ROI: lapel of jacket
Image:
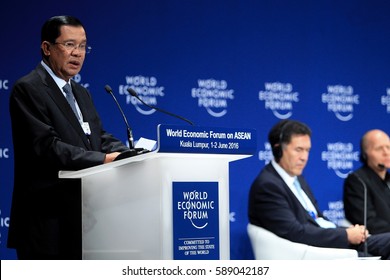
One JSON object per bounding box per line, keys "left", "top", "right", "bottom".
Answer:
{"left": 36, "top": 64, "right": 92, "bottom": 149}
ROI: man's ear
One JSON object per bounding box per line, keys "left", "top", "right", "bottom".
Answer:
{"left": 41, "top": 41, "right": 51, "bottom": 56}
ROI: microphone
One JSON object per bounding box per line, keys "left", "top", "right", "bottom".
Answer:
{"left": 104, "top": 85, "right": 150, "bottom": 160}
{"left": 127, "top": 88, "right": 194, "bottom": 126}
{"left": 104, "top": 85, "right": 135, "bottom": 149}
{"left": 354, "top": 173, "right": 368, "bottom": 257}
{"left": 378, "top": 163, "right": 386, "bottom": 170}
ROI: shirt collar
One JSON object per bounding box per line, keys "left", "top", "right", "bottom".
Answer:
{"left": 41, "top": 60, "right": 69, "bottom": 90}
{"left": 271, "top": 159, "right": 297, "bottom": 188}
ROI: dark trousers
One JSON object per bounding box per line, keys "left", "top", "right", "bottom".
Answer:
{"left": 355, "top": 232, "right": 390, "bottom": 260}
{"left": 16, "top": 247, "right": 81, "bottom": 260}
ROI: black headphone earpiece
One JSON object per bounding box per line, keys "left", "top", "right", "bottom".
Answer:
{"left": 273, "top": 121, "right": 289, "bottom": 161}
{"left": 360, "top": 152, "right": 367, "bottom": 163}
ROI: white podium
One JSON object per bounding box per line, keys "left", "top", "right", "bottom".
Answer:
{"left": 59, "top": 125, "right": 255, "bottom": 260}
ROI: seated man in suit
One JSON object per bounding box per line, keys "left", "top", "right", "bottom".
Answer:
{"left": 248, "top": 119, "right": 390, "bottom": 259}
{"left": 343, "top": 129, "right": 390, "bottom": 234}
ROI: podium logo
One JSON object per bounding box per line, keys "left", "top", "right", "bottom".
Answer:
{"left": 119, "top": 75, "right": 164, "bottom": 115}
{"left": 321, "top": 142, "right": 359, "bottom": 178}
{"left": 321, "top": 85, "right": 359, "bottom": 121}
{"left": 259, "top": 82, "right": 299, "bottom": 119}
{"left": 177, "top": 190, "right": 215, "bottom": 229}
{"left": 191, "top": 78, "right": 234, "bottom": 117}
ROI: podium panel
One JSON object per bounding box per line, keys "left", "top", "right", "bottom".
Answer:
{"left": 59, "top": 125, "right": 256, "bottom": 259}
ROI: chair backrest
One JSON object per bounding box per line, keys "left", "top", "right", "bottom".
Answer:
{"left": 247, "top": 223, "right": 358, "bottom": 260}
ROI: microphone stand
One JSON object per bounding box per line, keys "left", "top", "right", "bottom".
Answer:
{"left": 105, "top": 86, "right": 134, "bottom": 149}
{"left": 104, "top": 85, "right": 149, "bottom": 160}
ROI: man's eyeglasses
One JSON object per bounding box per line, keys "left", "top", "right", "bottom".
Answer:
{"left": 53, "top": 41, "right": 92, "bottom": 54}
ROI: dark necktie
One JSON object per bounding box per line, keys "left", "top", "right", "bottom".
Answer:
{"left": 63, "top": 83, "right": 80, "bottom": 120}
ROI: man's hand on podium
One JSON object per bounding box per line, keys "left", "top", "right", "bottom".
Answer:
{"left": 113, "top": 148, "right": 150, "bottom": 161}
{"left": 104, "top": 152, "right": 121, "bottom": 163}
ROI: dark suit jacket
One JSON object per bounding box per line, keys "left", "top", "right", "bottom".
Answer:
{"left": 7, "top": 63, "right": 129, "bottom": 258}
{"left": 248, "top": 163, "right": 349, "bottom": 248}
{"left": 343, "top": 165, "right": 390, "bottom": 234}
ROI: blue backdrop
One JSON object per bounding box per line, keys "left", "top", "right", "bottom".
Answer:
{"left": 1, "top": 0, "right": 390, "bottom": 259}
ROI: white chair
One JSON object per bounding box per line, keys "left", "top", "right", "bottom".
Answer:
{"left": 247, "top": 223, "right": 358, "bottom": 260}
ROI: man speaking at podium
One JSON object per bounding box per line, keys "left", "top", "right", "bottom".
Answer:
{"left": 7, "top": 15, "right": 129, "bottom": 259}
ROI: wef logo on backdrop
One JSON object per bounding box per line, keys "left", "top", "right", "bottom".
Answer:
{"left": 191, "top": 78, "right": 234, "bottom": 118}
{"left": 321, "top": 142, "right": 359, "bottom": 178}
{"left": 0, "top": 209, "right": 10, "bottom": 246}
{"left": 321, "top": 85, "right": 359, "bottom": 121}
{"left": 0, "top": 79, "right": 9, "bottom": 90}
{"left": 258, "top": 82, "right": 299, "bottom": 119}
{"left": 323, "top": 200, "right": 346, "bottom": 226}
{"left": 119, "top": 75, "right": 165, "bottom": 115}
{"left": 258, "top": 142, "right": 273, "bottom": 164}
{"left": 381, "top": 88, "right": 390, "bottom": 113}
{"left": 72, "top": 74, "right": 89, "bottom": 88}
